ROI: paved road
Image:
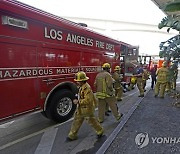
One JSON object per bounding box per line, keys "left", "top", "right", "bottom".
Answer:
{"left": 0, "top": 81, "right": 150, "bottom": 154}
{"left": 97, "top": 82, "right": 180, "bottom": 154}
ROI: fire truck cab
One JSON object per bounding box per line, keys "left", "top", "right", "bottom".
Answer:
{"left": 120, "top": 45, "right": 152, "bottom": 90}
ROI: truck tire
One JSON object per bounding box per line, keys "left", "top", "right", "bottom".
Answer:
{"left": 46, "top": 89, "right": 76, "bottom": 122}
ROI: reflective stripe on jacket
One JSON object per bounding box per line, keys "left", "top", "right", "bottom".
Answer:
{"left": 156, "top": 67, "right": 169, "bottom": 83}
{"left": 94, "top": 71, "right": 115, "bottom": 99}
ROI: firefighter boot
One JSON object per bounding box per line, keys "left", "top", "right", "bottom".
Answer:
{"left": 116, "top": 113, "right": 123, "bottom": 121}
{"left": 67, "top": 133, "right": 78, "bottom": 141}
{"left": 97, "top": 128, "right": 104, "bottom": 139}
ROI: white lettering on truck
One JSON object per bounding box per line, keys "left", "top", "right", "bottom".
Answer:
{"left": 44, "top": 27, "right": 63, "bottom": 41}
{"left": 66, "top": 33, "right": 93, "bottom": 47}
{"left": 96, "top": 40, "right": 104, "bottom": 49}
{"left": 44, "top": 27, "right": 115, "bottom": 51}
{"left": 0, "top": 66, "right": 99, "bottom": 81}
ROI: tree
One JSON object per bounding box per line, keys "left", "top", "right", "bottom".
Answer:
{"left": 159, "top": 35, "right": 180, "bottom": 61}
{"left": 158, "top": 15, "right": 180, "bottom": 62}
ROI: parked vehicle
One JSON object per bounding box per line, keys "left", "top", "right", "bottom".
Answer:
{"left": 0, "top": 0, "right": 137, "bottom": 122}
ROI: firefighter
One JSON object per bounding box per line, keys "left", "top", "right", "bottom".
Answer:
{"left": 166, "top": 62, "right": 178, "bottom": 92}
{"left": 134, "top": 63, "right": 144, "bottom": 97}
{"left": 112, "top": 65, "right": 123, "bottom": 101}
{"left": 67, "top": 71, "right": 104, "bottom": 141}
{"left": 166, "top": 64, "right": 173, "bottom": 93}
{"left": 171, "top": 62, "right": 178, "bottom": 90}
{"left": 154, "top": 61, "right": 169, "bottom": 98}
{"left": 129, "top": 76, "right": 137, "bottom": 90}
{"left": 142, "top": 66, "right": 150, "bottom": 91}
{"left": 127, "top": 69, "right": 137, "bottom": 91}
{"left": 94, "top": 63, "right": 123, "bottom": 123}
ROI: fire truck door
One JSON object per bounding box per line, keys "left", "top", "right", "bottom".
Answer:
{"left": 0, "top": 40, "right": 39, "bottom": 119}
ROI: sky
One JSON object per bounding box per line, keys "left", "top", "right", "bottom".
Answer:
{"left": 17, "top": 0, "right": 165, "bottom": 24}
{"left": 17, "top": 0, "right": 178, "bottom": 55}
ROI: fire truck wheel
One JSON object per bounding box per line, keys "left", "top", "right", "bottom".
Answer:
{"left": 46, "top": 90, "right": 76, "bottom": 122}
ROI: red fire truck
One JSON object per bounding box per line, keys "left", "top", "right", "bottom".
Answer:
{"left": 0, "top": 0, "right": 135, "bottom": 122}
{"left": 120, "top": 44, "right": 152, "bottom": 88}
{"left": 120, "top": 44, "right": 139, "bottom": 85}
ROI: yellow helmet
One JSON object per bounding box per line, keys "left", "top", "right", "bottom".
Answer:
{"left": 162, "top": 61, "right": 167, "bottom": 67}
{"left": 74, "top": 71, "right": 89, "bottom": 82}
{"left": 102, "top": 63, "right": 110, "bottom": 69}
{"left": 170, "top": 62, "right": 174, "bottom": 66}
{"left": 114, "top": 66, "right": 121, "bottom": 71}
{"left": 131, "top": 76, "right": 137, "bottom": 84}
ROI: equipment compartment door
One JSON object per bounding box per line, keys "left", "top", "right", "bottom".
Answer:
{"left": 0, "top": 41, "right": 38, "bottom": 120}
{"left": 81, "top": 51, "right": 102, "bottom": 90}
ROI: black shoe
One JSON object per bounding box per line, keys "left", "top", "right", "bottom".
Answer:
{"left": 66, "top": 137, "right": 77, "bottom": 142}
{"left": 97, "top": 133, "right": 104, "bottom": 139}
{"left": 138, "top": 95, "right": 144, "bottom": 97}
{"left": 144, "top": 90, "right": 146, "bottom": 92}
{"left": 117, "top": 113, "right": 123, "bottom": 121}
{"left": 105, "top": 112, "right": 110, "bottom": 116}
{"left": 154, "top": 95, "right": 157, "bottom": 97}
{"left": 107, "top": 110, "right": 111, "bottom": 113}
{"left": 117, "top": 98, "right": 122, "bottom": 101}
{"left": 98, "top": 119, "right": 104, "bottom": 123}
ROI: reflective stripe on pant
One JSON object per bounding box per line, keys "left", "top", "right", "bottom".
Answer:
{"left": 165, "top": 82, "right": 171, "bottom": 92}
{"left": 98, "top": 97, "right": 120, "bottom": 122}
{"left": 172, "top": 79, "right": 177, "bottom": 90}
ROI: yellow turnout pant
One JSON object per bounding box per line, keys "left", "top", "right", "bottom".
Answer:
{"left": 136, "top": 78, "right": 144, "bottom": 96}
{"left": 155, "top": 82, "right": 167, "bottom": 98}
{"left": 68, "top": 110, "right": 103, "bottom": 140}
{"left": 98, "top": 96, "right": 120, "bottom": 122}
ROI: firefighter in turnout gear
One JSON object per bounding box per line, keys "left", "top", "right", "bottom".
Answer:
{"left": 128, "top": 74, "right": 137, "bottom": 90}
{"left": 154, "top": 61, "right": 169, "bottom": 98}
{"left": 67, "top": 71, "right": 104, "bottom": 141}
{"left": 166, "top": 62, "right": 178, "bottom": 92}
{"left": 142, "top": 66, "right": 150, "bottom": 91}
{"left": 166, "top": 64, "right": 173, "bottom": 93}
{"left": 134, "top": 63, "right": 144, "bottom": 97}
{"left": 172, "top": 63, "right": 178, "bottom": 90}
{"left": 94, "top": 63, "right": 123, "bottom": 123}
{"left": 112, "top": 65, "right": 123, "bottom": 101}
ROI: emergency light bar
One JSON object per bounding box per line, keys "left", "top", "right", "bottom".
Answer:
{"left": 2, "top": 16, "right": 28, "bottom": 29}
